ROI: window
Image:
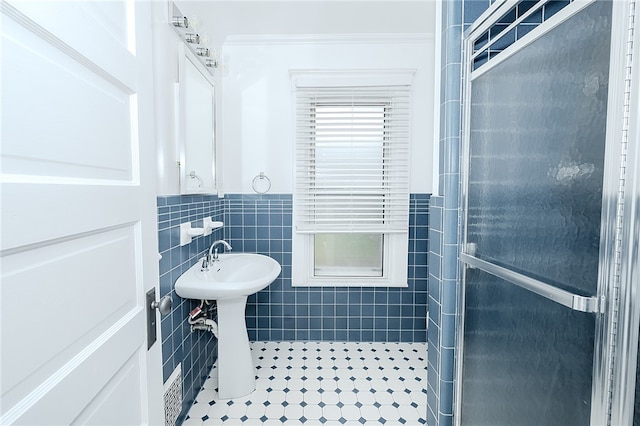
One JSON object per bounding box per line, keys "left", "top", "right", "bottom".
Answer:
{"left": 292, "top": 72, "right": 412, "bottom": 287}
{"left": 315, "top": 233, "right": 383, "bottom": 277}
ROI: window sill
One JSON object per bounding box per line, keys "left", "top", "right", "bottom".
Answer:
{"left": 292, "top": 277, "right": 408, "bottom": 288}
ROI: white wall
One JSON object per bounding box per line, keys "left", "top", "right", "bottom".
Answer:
{"left": 151, "top": 2, "right": 180, "bottom": 195}
{"left": 220, "top": 35, "right": 436, "bottom": 194}
{"left": 152, "top": 1, "right": 437, "bottom": 195}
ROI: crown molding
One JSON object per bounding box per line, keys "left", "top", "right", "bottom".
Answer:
{"left": 224, "top": 33, "right": 434, "bottom": 46}
{"left": 290, "top": 69, "right": 416, "bottom": 87}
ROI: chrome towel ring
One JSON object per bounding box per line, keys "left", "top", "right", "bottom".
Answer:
{"left": 188, "top": 170, "right": 203, "bottom": 187}
{"left": 252, "top": 172, "right": 271, "bottom": 194}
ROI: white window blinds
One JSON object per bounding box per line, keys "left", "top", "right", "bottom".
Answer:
{"left": 294, "top": 86, "right": 411, "bottom": 233}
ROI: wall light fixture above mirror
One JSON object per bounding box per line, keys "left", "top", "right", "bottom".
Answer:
{"left": 169, "top": 3, "right": 220, "bottom": 74}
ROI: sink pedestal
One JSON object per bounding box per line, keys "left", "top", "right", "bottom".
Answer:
{"left": 174, "top": 252, "right": 281, "bottom": 398}
{"left": 216, "top": 295, "right": 255, "bottom": 399}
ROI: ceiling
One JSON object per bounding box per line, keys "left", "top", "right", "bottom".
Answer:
{"left": 175, "top": 1, "right": 436, "bottom": 46}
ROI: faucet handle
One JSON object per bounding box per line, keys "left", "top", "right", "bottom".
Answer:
{"left": 201, "top": 253, "right": 211, "bottom": 271}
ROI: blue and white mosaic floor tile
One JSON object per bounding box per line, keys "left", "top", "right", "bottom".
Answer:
{"left": 183, "top": 342, "right": 427, "bottom": 425}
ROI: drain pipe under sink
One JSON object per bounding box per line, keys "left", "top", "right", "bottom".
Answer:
{"left": 191, "top": 319, "right": 218, "bottom": 338}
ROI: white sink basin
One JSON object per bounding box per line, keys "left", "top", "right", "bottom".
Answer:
{"left": 174, "top": 252, "right": 281, "bottom": 399}
{"left": 175, "top": 253, "right": 281, "bottom": 300}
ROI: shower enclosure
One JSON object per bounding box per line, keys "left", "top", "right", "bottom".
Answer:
{"left": 456, "top": 1, "right": 640, "bottom": 425}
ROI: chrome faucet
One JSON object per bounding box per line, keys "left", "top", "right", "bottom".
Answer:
{"left": 201, "top": 240, "right": 231, "bottom": 270}
{"left": 210, "top": 240, "right": 232, "bottom": 261}
{"left": 201, "top": 240, "right": 232, "bottom": 271}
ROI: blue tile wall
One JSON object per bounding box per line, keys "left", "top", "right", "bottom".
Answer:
{"left": 159, "top": 193, "right": 430, "bottom": 421}
{"left": 225, "top": 193, "right": 431, "bottom": 344}
{"left": 429, "top": 1, "right": 573, "bottom": 425}
{"left": 427, "top": 196, "right": 445, "bottom": 426}
{"left": 157, "top": 195, "right": 225, "bottom": 423}
{"left": 431, "top": 0, "right": 464, "bottom": 424}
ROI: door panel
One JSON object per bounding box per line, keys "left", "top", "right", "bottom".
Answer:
{"left": 7, "top": 1, "right": 136, "bottom": 84}
{"left": 466, "top": 0, "right": 612, "bottom": 296}
{"left": 1, "top": 226, "right": 140, "bottom": 407}
{"left": 2, "top": 15, "right": 135, "bottom": 181}
{"left": 0, "top": 1, "right": 161, "bottom": 424}
{"left": 7, "top": 315, "right": 145, "bottom": 425}
{"left": 71, "top": 353, "right": 145, "bottom": 425}
{"left": 461, "top": 269, "right": 596, "bottom": 426}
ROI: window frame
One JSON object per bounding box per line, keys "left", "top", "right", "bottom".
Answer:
{"left": 291, "top": 70, "right": 413, "bottom": 288}
{"left": 294, "top": 232, "right": 408, "bottom": 287}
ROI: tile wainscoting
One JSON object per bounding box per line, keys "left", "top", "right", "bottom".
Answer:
{"left": 157, "top": 193, "right": 431, "bottom": 422}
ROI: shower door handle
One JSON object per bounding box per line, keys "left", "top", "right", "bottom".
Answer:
{"left": 460, "top": 253, "right": 602, "bottom": 313}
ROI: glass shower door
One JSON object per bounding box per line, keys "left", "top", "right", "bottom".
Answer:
{"left": 458, "top": 1, "right": 613, "bottom": 425}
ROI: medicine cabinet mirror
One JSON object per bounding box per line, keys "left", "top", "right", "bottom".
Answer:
{"left": 177, "top": 43, "right": 216, "bottom": 194}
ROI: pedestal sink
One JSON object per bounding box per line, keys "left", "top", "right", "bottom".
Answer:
{"left": 175, "top": 253, "right": 281, "bottom": 399}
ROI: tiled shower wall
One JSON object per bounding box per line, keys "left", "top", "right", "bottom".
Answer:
{"left": 426, "top": 195, "right": 452, "bottom": 426}
{"left": 158, "top": 193, "right": 431, "bottom": 420}
{"left": 428, "top": 0, "right": 466, "bottom": 423}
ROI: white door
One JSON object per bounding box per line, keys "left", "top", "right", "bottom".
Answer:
{"left": 1, "top": 1, "right": 163, "bottom": 424}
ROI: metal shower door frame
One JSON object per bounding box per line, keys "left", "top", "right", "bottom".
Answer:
{"left": 454, "top": 1, "right": 635, "bottom": 424}
{"left": 609, "top": 1, "right": 640, "bottom": 422}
